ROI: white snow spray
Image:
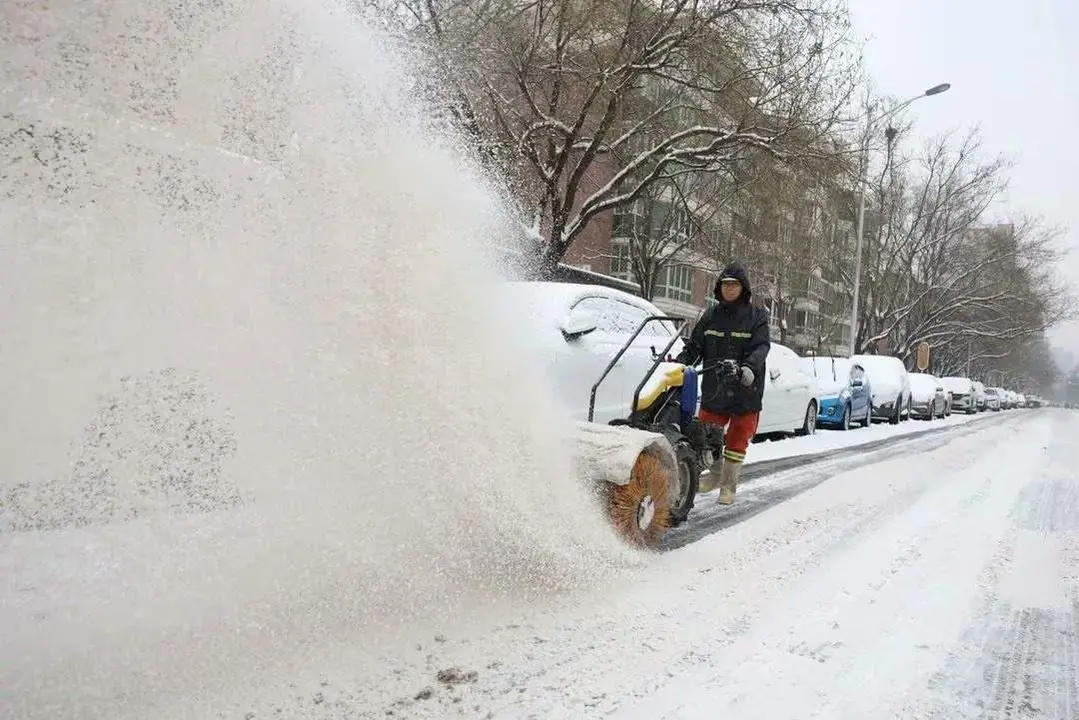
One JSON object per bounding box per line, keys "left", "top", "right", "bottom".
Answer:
{"left": 0, "top": 1, "right": 640, "bottom": 717}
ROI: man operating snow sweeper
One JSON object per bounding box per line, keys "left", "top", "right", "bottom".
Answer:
{"left": 674, "top": 263, "right": 770, "bottom": 505}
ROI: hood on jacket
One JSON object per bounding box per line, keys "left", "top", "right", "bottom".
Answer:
{"left": 713, "top": 262, "right": 753, "bottom": 304}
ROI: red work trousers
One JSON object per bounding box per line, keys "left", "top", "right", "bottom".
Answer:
{"left": 698, "top": 409, "right": 759, "bottom": 464}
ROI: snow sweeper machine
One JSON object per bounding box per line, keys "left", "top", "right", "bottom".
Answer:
{"left": 571, "top": 314, "right": 732, "bottom": 547}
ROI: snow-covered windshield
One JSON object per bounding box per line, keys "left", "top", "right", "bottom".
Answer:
{"left": 908, "top": 373, "right": 940, "bottom": 400}
{"left": 803, "top": 357, "right": 851, "bottom": 395}
{"left": 941, "top": 376, "right": 973, "bottom": 394}
{"left": 853, "top": 355, "right": 905, "bottom": 394}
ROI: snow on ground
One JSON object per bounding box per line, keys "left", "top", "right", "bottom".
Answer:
{"left": 223, "top": 409, "right": 1077, "bottom": 719}
{"left": 747, "top": 409, "right": 991, "bottom": 465}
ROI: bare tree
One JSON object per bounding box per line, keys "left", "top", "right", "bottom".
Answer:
{"left": 715, "top": 142, "right": 853, "bottom": 346}
{"left": 606, "top": 171, "right": 734, "bottom": 300}
{"left": 373, "top": 0, "right": 861, "bottom": 273}
{"left": 850, "top": 126, "right": 1075, "bottom": 366}
{"left": 934, "top": 333, "right": 1061, "bottom": 395}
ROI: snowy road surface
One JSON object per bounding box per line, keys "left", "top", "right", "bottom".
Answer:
{"left": 247, "top": 409, "right": 1077, "bottom": 719}
{"left": 746, "top": 409, "right": 985, "bottom": 465}
{"left": 663, "top": 412, "right": 1004, "bottom": 549}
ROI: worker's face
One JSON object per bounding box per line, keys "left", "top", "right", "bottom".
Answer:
{"left": 720, "top": 280, "right": 742, "bottom": 303}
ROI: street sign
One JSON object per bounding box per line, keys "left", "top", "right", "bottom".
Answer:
{"left": 916, "top": 341, "right": 931, "bottom": 371}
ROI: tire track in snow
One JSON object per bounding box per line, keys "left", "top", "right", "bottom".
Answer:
{"left": 663, "top": 412, "right": 1012, "bottom": 550}
{"left": 619, "top": 414, "right": 1055, "bottom": 720}
{"left": 229, "top": 413, "right": 1058, "bottom": 719}
{"left": 262, "top": 415, "right": 1027, "bottom": 719}
{"left": 911, "top": 411, "right": 1079, "bottom": 720}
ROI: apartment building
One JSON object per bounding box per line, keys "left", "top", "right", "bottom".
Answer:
{"left": 561, "top": 182, "right": 857, "bottom": 358}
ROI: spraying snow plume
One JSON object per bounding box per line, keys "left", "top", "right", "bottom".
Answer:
{"left": 0, "top": 0, "right": 639, "bottom": 716}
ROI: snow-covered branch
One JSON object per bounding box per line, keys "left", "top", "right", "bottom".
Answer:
{"left": 376, "top": 0, "right": 861, "bottom": 269}
{"left": 849, "top": 126, "right": 1075, "bottom": 378}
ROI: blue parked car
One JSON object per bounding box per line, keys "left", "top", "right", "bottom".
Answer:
{"left": 802, "top": 356, "right": 873, "bottom": 430}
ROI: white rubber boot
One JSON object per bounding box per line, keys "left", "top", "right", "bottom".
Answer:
{"left": 699, "top": 459, "right": 722, "bottom": 494}
{"left": 717, "top": 459, "right": 743, "bottom": 505}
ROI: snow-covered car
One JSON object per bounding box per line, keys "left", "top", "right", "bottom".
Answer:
{"left": 909, "top": 373, "right": 948, "bottom": 420}
{"left": 1016, "top": 393, "right": 1027, "bottom": 408}
{"left": 1003, "top": 390, "right": 1018, "bottom": 409}
{"left": 941, "top": 376, "right": 978, "bottom": 414}
{"left": 803, "top": 356, "right": 872, "bottom": 430}
{"left": 852, "top": 354, "right": 911, "bottom": 424}
{"left": 758, "top": 343, "right": 820, "bottom": 437}
{"left": 972, "top": 381, "right": 988, "bottom": 411}
{"left": 984, "top": 387, "right": 1003, "bottom": 411}
{"left": 503, "top": 281, "right": 684, "bottom": 423}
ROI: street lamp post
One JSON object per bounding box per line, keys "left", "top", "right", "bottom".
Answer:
{"left": 847, "top": 83, "right": 951, "bottom": 357}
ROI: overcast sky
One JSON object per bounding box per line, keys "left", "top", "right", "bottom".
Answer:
{"left": 848, "top": 0, "right": 1079, "bottom": 360}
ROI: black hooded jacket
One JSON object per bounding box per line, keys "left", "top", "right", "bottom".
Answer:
{"left": 675, "top": 263, "right": 771, "bottom": 415}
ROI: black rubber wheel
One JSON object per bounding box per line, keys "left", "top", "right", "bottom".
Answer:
{"left": 795, "top": 401, "right": 818, "bottom": 436}
{"left": 890, "top": 396, "right": 902, "bottom": 425}
{"left": 840, "top": 403, "right": 851, "bottom": 431}
{"left": 667, "top": 441, "right": 700, "bottom": 526}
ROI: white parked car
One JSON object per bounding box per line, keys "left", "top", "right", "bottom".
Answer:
{"left": 758, "top": 343, "right": 820, "bottom": 436}
{"left": 972, "top": 380, "right": 988, "bottom": 411}
{"left": 941, "top": 376, "right": 978, "bottom": 414}
{"left": 984, "top": 387, "right": 1003, "bottom": 411}
{"left": 505, "top": 281, "right": 816, "bottom": 438}
{"left": 1017, "top": 393, "right": 1027, "bottom": 408}
{"left": 503, "top": 281, "right": 684, "bottom": 423}
{"left": 852, "top": 354, "right": 912, "bottom": 424}
{"left": 908, "top": 373, "right": 948, "bottom": 420}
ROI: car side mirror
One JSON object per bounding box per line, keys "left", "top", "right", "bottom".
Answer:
{"left": 851, "top": 378, "right": 864, "bottom": 387}
{"left": 560, "top": 314, "right": 597, "bottom": 340}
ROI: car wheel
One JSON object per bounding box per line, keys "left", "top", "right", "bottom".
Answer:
{"left": 796, "top": 401, "right": 817, "bottom": 436}
{"left": 841, "top": 403, "right": 851, "bottom": 431}
{"left": 927, "top": 401, "right": 934, "bottom": 420}
{"left": 862, "top": 403, "right": 872, "bottom": 427}
{"left": 890, "top": 397, "right": 901, "bottom": 425}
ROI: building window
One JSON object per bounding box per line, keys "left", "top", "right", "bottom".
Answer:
{"left": 609, "top": 239, "right": 633, "bottom": 281}
{"left": 656, "top": 264, "right": 693, "bottom": 303}
{"left": 794, "top": 310, "right": 818, "bottom": 332}
{"left": 612, "top": 200, "right": 645, "bottom": 239}
{"left": 611, "top": 206, "right": 631, "bottom": 238}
